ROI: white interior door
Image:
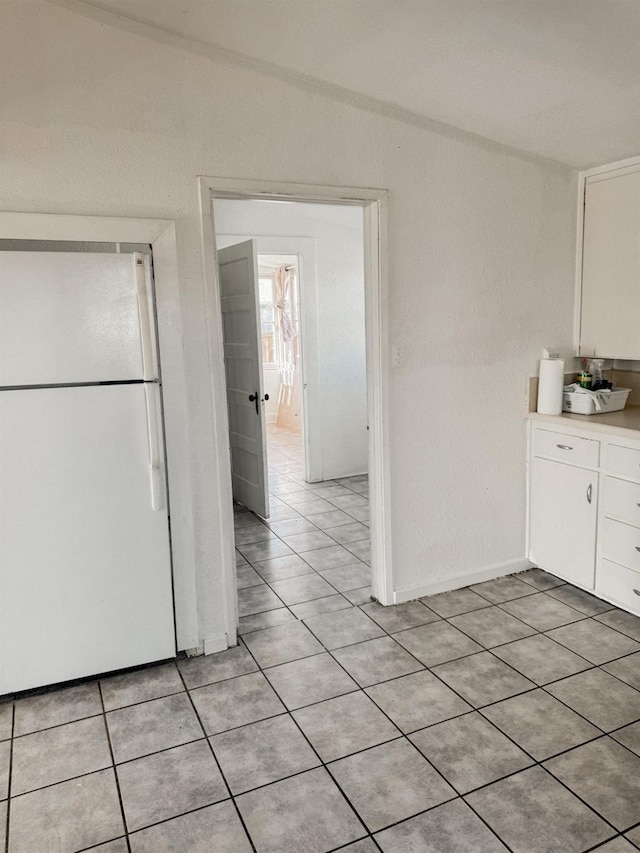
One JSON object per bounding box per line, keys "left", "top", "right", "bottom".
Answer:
{"left": 0, "top": 383, "right": 175, "bottom": 694}
{"left": 218, "top": 240, "right": 270, "bottom": 518}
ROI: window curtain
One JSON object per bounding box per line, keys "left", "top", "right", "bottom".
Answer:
{"left": 274, "top": 265, "right": 297, "bottom": 344}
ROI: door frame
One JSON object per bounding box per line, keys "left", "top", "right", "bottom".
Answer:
{"left": 198, "top": 177, "right": 393, "bottom": 645}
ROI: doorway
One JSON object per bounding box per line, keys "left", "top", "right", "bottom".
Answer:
{"left": 199, "top": 178, "right": 392, "bottom": 646}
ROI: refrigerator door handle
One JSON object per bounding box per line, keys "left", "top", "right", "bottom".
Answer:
{"left": 144, "top": 383, "right": 164, "bottom": 511}
{"left": 134, "top": 253, "right": 155, "bottom": 381}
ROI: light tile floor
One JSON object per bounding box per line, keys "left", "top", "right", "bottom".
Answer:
{"left": 3, "top": 428, "right": 640, "bottom": 850}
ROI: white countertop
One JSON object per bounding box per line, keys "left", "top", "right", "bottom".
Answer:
{"left": 529, "top": 406, "right": 640, "bottom": 439}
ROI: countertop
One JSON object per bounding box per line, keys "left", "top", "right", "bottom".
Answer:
{"left": 529, "top": 406, "right": 640, "bottom": 439}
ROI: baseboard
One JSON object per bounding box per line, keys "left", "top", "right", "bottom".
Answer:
{"left": 202, "top": 633, "right": 229, "bottom": 655}
{"left": 393, "top": 558, "right": 533, "bottom": 604}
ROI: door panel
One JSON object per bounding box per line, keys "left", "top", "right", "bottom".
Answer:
{"left": 218, "top": 241, "right": 269, "bottom": 518}
{"left": 0, "top": 251, "right": 153, "bottom": 385}
{"left": 529, "top": 456, "right": 597, "bottom": 589}
{"left": 0, "top": 384, "right": 175, "bottom": 694}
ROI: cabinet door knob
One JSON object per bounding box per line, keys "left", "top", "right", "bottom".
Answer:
{"left": 634, "top": 589, "right": 640, "bottom": 597}
{"left": 557, "top": 444, "right": 573, "bottom": 451}
{"left": 586, "top": 484, "right": 593, "bottom": 504}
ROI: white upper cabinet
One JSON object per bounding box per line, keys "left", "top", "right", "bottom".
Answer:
{"left": 580, "top": 168, "right": 640, "bottom": 358}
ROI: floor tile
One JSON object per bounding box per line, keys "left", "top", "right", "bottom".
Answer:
{"left": 88, "top": 840, "right": 129, "bottom": 852}
{"left": 499, "top": 592, "right": 585, "bottom": 631}
{"left": 329, "top": 493, "right": 368, "bottom": 510}
{"left": 237, "top": 584, "right": 284, "bottom": 617}
{"left": 594, "top": 839, "right": 639, "bottom": 852}
{"left": 325, "top": 522, "right": 370, "bottom": 544}
{"left": 13, "top": 680, "right": 102, "bottom": 735}
{"left": 603, "top": 652, "right": 640, "bottom": 690}
{"left": 360, "top": 600, "right": 439, "bottom": 633}
{"left": 345, "top": 504, "right": 370, "bottom": 523}
{"left": 301, "top": 545, "right": 361, "bottom": 570}
{"left": 236, "top": 564, "right": 265, "bottom": 589}
{"left": 101, "top": 662, "right": 184, "bottom": 711}
{"left": 449, "top": 607, "right": 536, "bottom": 647}
{"left": 237, "top": 539, "right": 293, "bottom": 563}
{"left": 107, "top": 692, "right": 203, "bottom": 763}
{"left": 310, "top": 484, "right": 354, "bottom": 498}
{"left": 242, "top": 621, "right": 324, "bottom": 668}
{"left": 339, "top": 841, "right": 378, "bottom": 853}
{"left": 490, "top": 633, "right": 592, "bottom": 684}
{"left": 11, "top": 715, "right": 112, "bottom": 795}
{"left": 421, "top": 587, "right": 491, "bottom": 618}
{"left": 263, "top": 653, "right": 358, "bottom": 710}
{"left": 0, "top": 740, "right": 10, "bottom": 800}
{"left": 343, "top": 586, "right": 372, "bottom": 605}
{"left": 190, "top": 672, "right": 285, "bottom": 736}
{"left": 596, "top": 609, "right": 640, "bottom": 642}
{"left": 128, "top": 800, "right": 252, "bottom": 853}
{"left": 394, "top": 620, "right": 482, "bottom": 667}
{"left": 238, "top": 608, "right": 297, "bottom": 635}
{"left": 234, "top": 524, "right": 275, "bottom": 545}
{"left": 411, "top": 711, "right": 532, "bottom": 793}
{"left": 118, "top": 739, "right": 227, "bottom": 832}
{"left": 269, "top": 573, "right": 336, "bottom": 605}
{"left": 545, "top": 737, "right": 640, "bottom": 830}
{"left": 547, "top": 584, "right": 616, "bottom": 616}
{"left": 0, "top": 802, "right": 5, "bottom": 847}
{"left": 627, "top": 826, "right": 640, "bottom": 848}
{"left": 259, "top": 504, "right": 301, "bottom": 521}
{"left": 366, "top": 670, "right": 471, "bottom": 733}
{"left": 211, "top": 714, "right": 320, "bottom": 794}
{"left": 8, "top": 768, "right": 125, "bottom": 853}
{"left": 304, "top": 607, "right": 385, "bottom": 649}
{"left": 517, "top": 568, "right": 566, "bottom": 590}
{"left": 293, "top": 692, "right": 400, "bottom": 762}
{"left": 284, "top": 490, "right": 328, "bottom": 507}
{"left": 481, "top": 688, "right": 600, "bottom": 760}
{"left": 611, "top": 721, "right": 640, "bottom": 756}
{"left": 280, "top": 530, "right": 336, "bottom": 552}
{"left": 267, "top": 517, "right": 317, "bottom": 537}
{"left": 330, "top": 738, "right": 455, "bottom": 833}
{"left": 332, "top": 636, "right": 424, "bottom": 687}
{"left": 546, "top": 619, "right": 640, "bottom": 664}
{"left": 237, "top": 766, "right": 364, "bottom": 853}
{"left": 470, "top": 576, "right": 536, "bottom": 604}
{"left": 0, "top": 703, "right": 12, "bottom": 741}
{"left": 432, "top": 651, "right": 535, "bottom": 707}
{"left": 319, "top": 563, "right": 371, "bottom": 592}
{"left": 344, "top": 539, "right": 370, "bottom": 563}
{"left": 305, "top": 509, "right": 356, "bottom": 528}
{"left": 177, "top": 644, "right": 258, "bottom": 689}
{"left": 295, "top": 499, "right": 337, "bottom": 516}
{"left": 290, "top": 594, "right": 353, "bottom": 619}
{"left": 375, "top": 797, "right": 509, "bottom": 852}
{"left": 253, "top": 554, "right": 314, "bottom": 582}
{"left": 466, "top": 765, "right": 613, "bottom": 853}
{"left": 547, "top": 668, "right": 640, "bottom": 731}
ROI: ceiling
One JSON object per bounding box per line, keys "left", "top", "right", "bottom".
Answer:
{"left": 77, "top": 0, "right": 640, "bottom": 167}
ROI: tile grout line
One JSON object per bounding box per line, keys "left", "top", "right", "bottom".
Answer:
{"left": 97, "top": 681, "right": 132, "bottom": 853}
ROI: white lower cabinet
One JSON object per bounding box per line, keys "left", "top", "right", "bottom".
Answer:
{"left": 529, "top": 456, "right": 597, "bottom": 588}
{"left": 529, "top": 421, "right": 640, "bottom": 617}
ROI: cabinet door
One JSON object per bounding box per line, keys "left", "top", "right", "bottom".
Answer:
{"left": 529, "top": 457, "right": 597, "bottom": 588}
{"left": 580, "top": 170, "right": 640, "bottom": 358}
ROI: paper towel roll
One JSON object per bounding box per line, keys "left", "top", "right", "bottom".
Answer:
{"left": 537, "top": 358, "right": 565, "bottom": 415}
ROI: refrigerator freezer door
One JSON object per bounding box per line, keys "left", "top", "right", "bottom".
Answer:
{"left": 0, "top": 384, "right": 175, "bottom": 694}
{"left": 0, "top": 251, "right": 156, "bottom": 386}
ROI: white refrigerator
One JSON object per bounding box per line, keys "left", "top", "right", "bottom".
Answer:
{"left": 0, "top": 249, "right": 176, "bottom": 695}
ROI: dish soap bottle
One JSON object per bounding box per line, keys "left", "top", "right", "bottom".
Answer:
{"left": 578, "top": 359, "right": 592, "bottom": 389}
{"left": 589, "top": 358, "right": 606, "bottom": 391}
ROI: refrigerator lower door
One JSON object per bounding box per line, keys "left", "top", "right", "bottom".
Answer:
{"left": 0, "top": 383, "right": 175, "bottom": 694}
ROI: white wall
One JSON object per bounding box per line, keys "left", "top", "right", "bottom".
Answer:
{"left": 0, "top": 0, "right": 577, "bottom": 633}
{"left": 216, "top": 200, "right": 368, "bottom": 481}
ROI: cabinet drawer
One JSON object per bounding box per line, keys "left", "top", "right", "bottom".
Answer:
{"left": 603, "top": 476, "right": 640, "bottom": 528}
{"left": 606, "top": 443, "right": 640, "bottom": 482}
{"left": 532, "top": 428, "right": 599, "bottom": 468}
{"left": 601, "top": 517, "right": 640, "bottom": 571}
{"left": 597, "top": 559, "right": 640, "bottom": 616}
